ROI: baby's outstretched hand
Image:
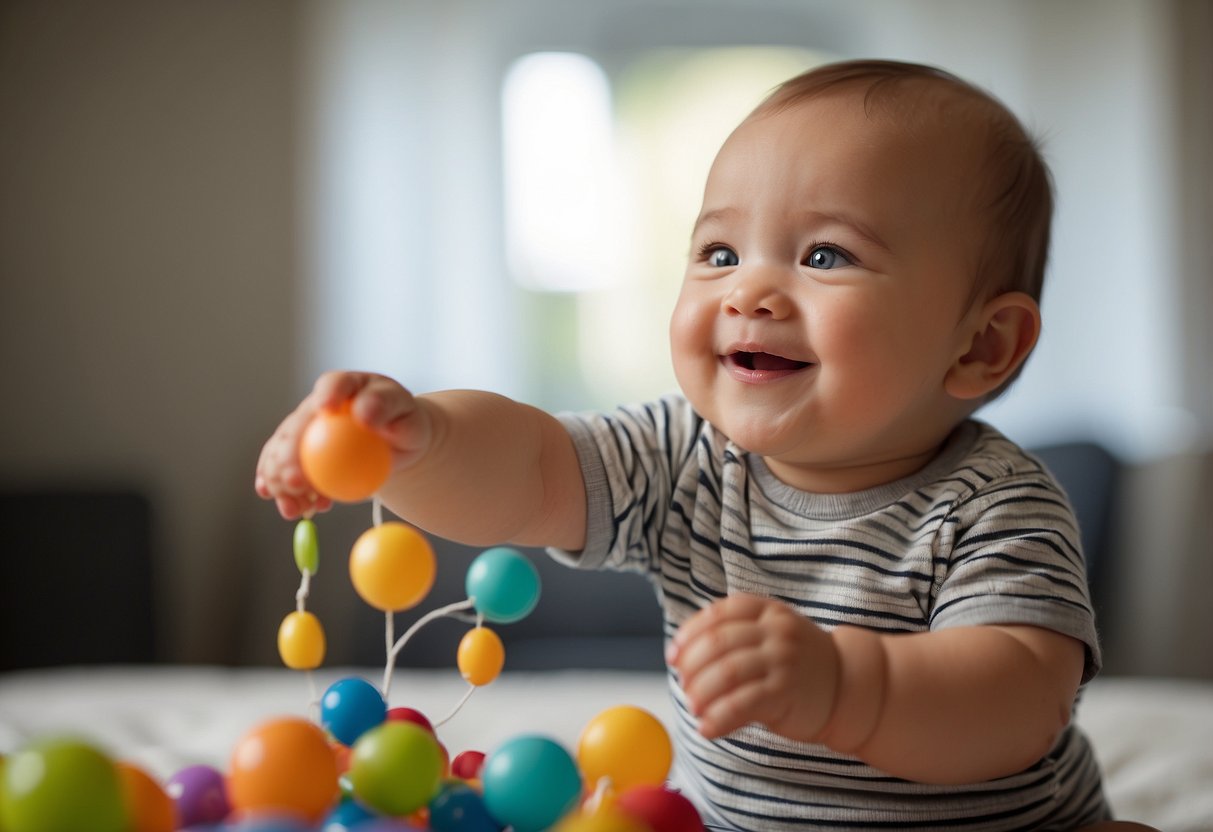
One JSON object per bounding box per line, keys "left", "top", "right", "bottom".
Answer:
{"left": 254, "top": 371, "right": 433, "bottom": 519}
{"left": 667, "top": 594, "right": 841, "bottom": 742}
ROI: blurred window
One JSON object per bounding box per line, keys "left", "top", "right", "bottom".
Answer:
{"left": 502, "top": 47, "right": 827, "bottom": 409}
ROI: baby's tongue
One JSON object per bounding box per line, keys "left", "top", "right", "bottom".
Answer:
{"left": 751, "top": 352, "right": 803, "bottom": 371}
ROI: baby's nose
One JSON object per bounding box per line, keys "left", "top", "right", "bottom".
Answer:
{"left": 721, "top": 266, "right": 793, "bottom": 319}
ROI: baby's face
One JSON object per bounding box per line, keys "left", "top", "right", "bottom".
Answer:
{"left": 669, "top": 91, "right": 987, "bottom": 492}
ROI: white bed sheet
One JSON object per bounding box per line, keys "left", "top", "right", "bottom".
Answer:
{"left": 1, "top": 668, "right": 1210, "bottom": 830}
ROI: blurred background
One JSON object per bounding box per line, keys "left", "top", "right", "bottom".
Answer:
{"left": 1, "top": 0, "right": 1209, "bottom": 678}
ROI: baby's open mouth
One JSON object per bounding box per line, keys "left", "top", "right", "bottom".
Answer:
{"left": 727, "top": 351, "right": 811, "bottom": 372}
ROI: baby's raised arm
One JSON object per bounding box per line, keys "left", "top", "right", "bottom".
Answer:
{"left": 255, "top": 371, "right": 587, "bottom": 550}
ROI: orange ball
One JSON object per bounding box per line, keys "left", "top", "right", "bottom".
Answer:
{"left": 115, "top": 762, "right": 175, "bottom": 832}
{"left": 228, "top": 717, "right": 339, "bottom": 823}
{"left": 298, "top": 405, "right": 392, "bottom": 503}
{"left": 349, "top": 522, "right": 436, "bottom": 612}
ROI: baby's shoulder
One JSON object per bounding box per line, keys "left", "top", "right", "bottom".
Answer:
{"left": 931, "top": 421, "right": 1072, "bottom": 523}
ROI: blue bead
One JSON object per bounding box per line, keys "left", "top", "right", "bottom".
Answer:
{"left": 320, "top": 676, "right": 387, "bottom": 746}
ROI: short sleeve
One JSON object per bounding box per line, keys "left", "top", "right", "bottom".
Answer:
{"left": 547, "top": 396, "right": 701, "bottom": 574}
{"left": 930, "top": 472, "right": 1103, "bottom": 682}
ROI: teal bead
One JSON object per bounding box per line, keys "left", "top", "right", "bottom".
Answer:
{"left": 293, "top": 518, "right": 320, "bottom": 575}
{"left": 465, "top": 547, "right": 540, "bottom": 624}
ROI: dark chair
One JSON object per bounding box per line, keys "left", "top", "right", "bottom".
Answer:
{"left": 0, "top": 489, "right": 157, "bottom": 670}
{"left": 1029, "top": 441, "right": 1121, "bottom": 610}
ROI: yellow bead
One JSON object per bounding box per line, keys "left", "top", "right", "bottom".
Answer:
{"left": 577, "top": 705, "right": 672, "bottom": 792}
{"left": 278, "top": 610, "right": 326, "bottom": 670}
{"left": 349, "top": 523, "right": 436, "bottom": 612}
{"left": 457, "top": 627, "right": 505, "bottom": 686}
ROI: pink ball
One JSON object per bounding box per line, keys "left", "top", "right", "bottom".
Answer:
{"left": 615, "top": 785, "right": 704, "bottom": 832}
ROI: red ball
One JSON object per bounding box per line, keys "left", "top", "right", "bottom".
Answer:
{"left": 386, "top": 706, "right": 434, "bottom": 734}
{"left": 616, "top": 785, "right": 705, "bottom": 832}
{"left": 449, "top": 750, "right": 486, "bottom": 780}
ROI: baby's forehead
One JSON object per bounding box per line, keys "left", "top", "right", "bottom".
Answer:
{"left": 757, "top": 82, "right": 1004, "bottom": 211}
{"left": 765, "top": 78, "right": 993, "bottom": 151}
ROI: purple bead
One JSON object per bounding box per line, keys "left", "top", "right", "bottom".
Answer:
{"left": 166, "top": 763, "right": 230, "bottom": 826}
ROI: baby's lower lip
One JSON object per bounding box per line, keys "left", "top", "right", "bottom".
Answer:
{"left": 721, "top": 352, "right": 813, "bottom": 383}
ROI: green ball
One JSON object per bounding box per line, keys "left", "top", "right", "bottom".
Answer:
{"left": 0, "top": 738, "right": 127, "bottom": 832}
{"left": 349, "top": 721, "right": 443, "bottom": 816}
{"left": 293, "top": 518, "right": 320, "bottom": 575}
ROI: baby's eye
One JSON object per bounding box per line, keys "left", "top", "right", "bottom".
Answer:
{"left": 705, "top": 247, "right": 739, "bottom": 268}
{"left": 806, "top": 246, "right": 851, "bottom": 270}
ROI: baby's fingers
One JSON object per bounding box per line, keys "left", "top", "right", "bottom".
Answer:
{"left": 680, "top": 640, "right": 767, "bottom": 719}
{"left": 695, "top": 678, "right": 776, "bottom": 739}
{"left": 669, "top": 593, "right": 769, "bottom": 662}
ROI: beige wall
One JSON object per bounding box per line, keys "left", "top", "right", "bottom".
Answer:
{"left": 0, "top": 1, "right": 301, "bottom": 662}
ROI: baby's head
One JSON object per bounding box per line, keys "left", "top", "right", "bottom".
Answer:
{"left": 669, "top": 59, "right": 1053, "bottom": 492}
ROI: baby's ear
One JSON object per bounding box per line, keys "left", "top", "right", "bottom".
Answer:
{"left": 945, "top": 292, "right": 1041, "bottom": 400}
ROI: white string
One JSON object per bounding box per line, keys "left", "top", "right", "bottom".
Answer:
{"left": 584, "top": 776, "right": 614, "bottom": 814}
{"left": 383, "top": 611, "right": 395, "bottom": 694}
{"left": 382, "top": 597, "right": 478, "bottom": 700}
{"left": 306, "top": 670, "right": 320, "bottom": 724}
{"left": 295, "top": 570, "right": 312, "bottom": 614}
{"left": 372, "top": 494, "right": 384, "bottom": 527}
{"left": 433, "top": 683, "right": 477, "bottom": 728}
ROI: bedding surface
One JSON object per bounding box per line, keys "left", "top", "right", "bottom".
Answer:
{"left": 1, "top": 668, "right": 1210, "bottom": 830}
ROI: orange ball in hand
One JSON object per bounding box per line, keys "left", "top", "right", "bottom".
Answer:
{"left": 299, "top": 404, "right": 392, "bottom": 502}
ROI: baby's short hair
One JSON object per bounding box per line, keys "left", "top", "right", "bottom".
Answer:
{"left": 756, "top": 59, "right": 1054, "bottom": 308}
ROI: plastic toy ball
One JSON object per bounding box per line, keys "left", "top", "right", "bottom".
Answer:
{"left": 387, "top": 706, "right": 435, "bottom": 734}
{"left": 465, "top": 547, "right": 540, "bottom": 623}
{"left": 481, "top": 735, "right": 582, "bottom": 832}
{"left": 299, "top": 403, "right": 392, "bottom": 503}
{"left": 165, "top": 763, "right": 229, "bottom": 827}
{"left": 348, "top": 721, "right": 444, "bottom": 817}
{"left": 554, "top": 810, "right": 651, "bottom": 832}
{"left": 322, "top": 796, "right": 377, "bottom": 830}
{"left": 450, "top": 750, "right": 486, "bottom": 780}
{"left": 227, "top": 717, "right": 339, "bottom": 823}
{"left": 578, "top": 705, "right": 672, "bottom": 792}
{"left": 615, "top": 785, "right": 705, "bottom": 832}
{"left": 277, "top": 610, "right": 326, "bottom": 670}
{"left": 428, "top": 781, "right": 501, "bottom": 832}
{"left": 293, "top": 518, "right": 320, "bottom": 575}
{"left": 457, "top": 626, "right": 506, "bottom": 686}
{"left": 0, "top": 737, "right": 126, "bottom": 832}
{"left": 321, "top": 677, "right": 388, "bottom": 747}
{"left": 349, "top": 522, "right": 437, "bottom": 612}
{"left": 116, "top": 761, "right": 175, "bottom": 832}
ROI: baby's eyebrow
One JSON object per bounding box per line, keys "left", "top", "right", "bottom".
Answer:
{"left": 692, "top": 206, "right": 891, "bottom": 253}
{"left": 799, "top": 209, "right": 891, "bottom": 253}
{"left": 691, "top": 206, "right": 740, "bottom": 235}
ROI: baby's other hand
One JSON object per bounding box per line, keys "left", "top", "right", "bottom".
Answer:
{"left": 254, "top": 371, "right": 433, "bottom": 519}
{"left": 666, "top": 594, "right": 840, "bottom": 742}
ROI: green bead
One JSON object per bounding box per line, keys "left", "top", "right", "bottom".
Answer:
{"left": 293, "top": 518, "right": 320, "bottom": 575}
{"left": 0, "top": 738, "right": 127, "bottom": 832}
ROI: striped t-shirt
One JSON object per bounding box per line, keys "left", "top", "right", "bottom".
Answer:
{"left": 551, "top": 395, "right": 1110, "bottom": 830}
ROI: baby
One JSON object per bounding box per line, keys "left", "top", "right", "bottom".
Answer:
{"left": 257, "top": 60, "right": 1152, "bottom": 830}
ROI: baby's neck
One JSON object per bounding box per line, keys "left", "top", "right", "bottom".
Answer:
{"left": 762, "top": 441, "right": 949, "bottom": 495}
